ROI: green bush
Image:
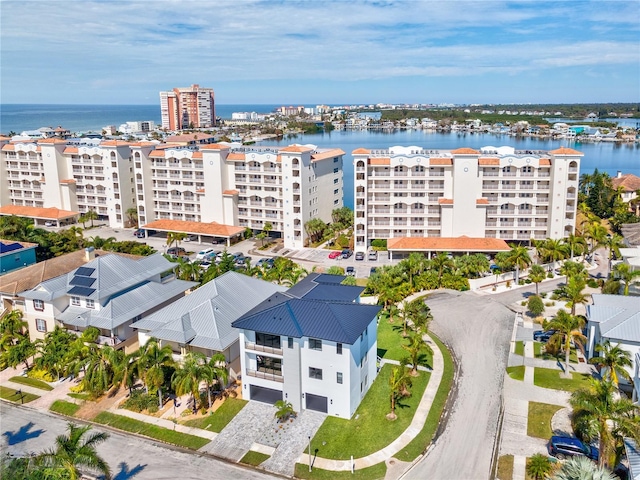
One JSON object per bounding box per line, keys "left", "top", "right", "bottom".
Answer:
{"left": 521, "top": 301, "right": 527, "bottom": 306}
{"left": 545, "top": 301, "right": 555, "bottom": 307}
{"left": 120, "top": 391, "right": 159, "bottom": 413}
{"left": 540, "top": 292, "right": 547, "bottom": 298}
{"left": 547, "top": 272, "right": 554, "bottom": 278}
{"left": 371, "top": 239, "right": 387, "bottom": 250}
{"left": 528, "top": 295, "right": 545, "bottom": 317}
{"left": 586, "top": 278, "right": 598, "bottom": 288}
{"left": 27, "top": 368, "right": 55, "bottom": 382}
{"left": 336, "top": 234, "right": 350, "bottom": 248}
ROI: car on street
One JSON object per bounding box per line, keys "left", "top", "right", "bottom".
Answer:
{"left": 533, "top": 330, "right": 556, "bottom": 342}
{"left": 341, "top": 249, "right": 353, "bottom": 259}
{"left": 195, "top": 248, "right": 216, "bottom": 261}
{"left": 328, "top": 251, "right": 342, "bottom": 259}
{"left": 548, "top": 436, "right": 598, "bottom": 461}
{"left": 355, "top": 252, "right": 365, "bottom": 261}
{"left": 346, "top": 266, "right": 355, "bottom": 276}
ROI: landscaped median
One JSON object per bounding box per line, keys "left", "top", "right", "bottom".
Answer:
{"left": 50, "top": 400, "right": 80, "bottom": 417}
{"left": 8, "top": 376, "right": 54, "bottom": 391}
{"left": 0, "top": 385, "right": 39, "bottom": 404}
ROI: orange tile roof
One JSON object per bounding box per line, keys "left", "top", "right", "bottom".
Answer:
{"left": 280, "top": 145, "right": 313, "bottom": 153}
{"left": 352, "top": 148, "right": 371, "bottom": 155}
{"left": 2, "top": 144, "right": 15, "bottom": 151}
{"left": 38, "top": 139, "right": 66, "bottom": 145}
{"left": 223, "top": 189, "right": 239, "bottom": 195}
{"left": 549, "top": 147, "right": 583, "bottom": 156}
{"left": 612, "top": 173, "right": 640, "bottom": 192}
{"left": 0, "top": 205, "right": 79, "bottom": 219}
{"left": 539, "top": 159, "right": 551, "bottom": 166}
{"left": 311, "top": 149, "right": 345, "bottom": 162}
{"left": 200, "top": 143, "right": 231, "bottom": 150}
{"left": 129, "top": 142, "right": 157, "bottom": 147}
{"left": 430, "top": 158, "right": 453, "bottom": 166}
{"left": 438, "top": 198, "right": 453, "bottom": 205}
{"left": 227, "top": 153, "right": 245, "bottom": 161}
{"left": 192, "top": 151, "right": 203, "bottom": 159}
{"left": 142, "top": 219, "right": 245, "bottom": 238}
{"left": 60, "top": 179, "right": 76, "bottom": 184}
{"left": 63, "top": 147, "right": 79, "bottom": 154}
{"left": 165, "top": 133, "right": 214, "bottom": 143}
{"left": 478, "top": 158, "right": 500, "bottom": 165}
{"left": 451, "top": 148, "right": 480, "bottom": 155}
{"left": 387, "top": 236, "right": 510, "bottom": 252}
{"left": 100, "top": 140, "right": 131, "bottom": 147}
{"left": 476, "top": 198, "right": 490, "bottom": 205}
{"left": 369, "top": 158, "right": 390, "bottom": 165}
{"left": 196, "top": 188, "right": 205, "bottom": 193}
{"left": 0, "top": 136, "right": 11, "bottom": 141}
{"left": 149, "top": 150, "right": 165, "bottom": 158}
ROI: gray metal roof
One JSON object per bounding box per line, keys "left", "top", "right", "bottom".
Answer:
{"left": 286, "top": 273, "right": 364, "bottom": 300}
{"left": 625, "top": 438, "right": 640, "bottom": 480}
{"left": 588, "top": 294, "right": 640, "bottom": 343}
{"left": 131, "top": 272, "right": 286, "bottom": 351}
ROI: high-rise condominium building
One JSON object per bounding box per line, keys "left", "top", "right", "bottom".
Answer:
{"left": 353, "top": 145, "right": 581, "bottom": 254}
{"left": 0, "top": 137, "right": 344, "bottom": 249}
{"left": 159, "top": 84, "right": 215, "bottom": 130}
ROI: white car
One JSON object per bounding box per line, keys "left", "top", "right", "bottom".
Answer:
{"left": 44, "top": 221, "right": 55, "bottom": 227}
{"left": 195, "top": 248, "right": 215, "bottom": 261}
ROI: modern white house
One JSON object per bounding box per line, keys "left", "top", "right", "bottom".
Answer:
{"left": 586, "top": 294, "right": 640, "bottom": 396}
{"left": 131, "top": 271, "right": 286, "bottom": 377}
{"left": 20, "top": 251, "right": 195, "bottom": 348}
{"left": 232, "top": 273, "right": 381, "bottom": 418}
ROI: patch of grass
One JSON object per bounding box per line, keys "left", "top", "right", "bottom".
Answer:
{"left": 496, "top": 454, "right": 514, "bottom": 480}
{"left": 0, "top": 386, "right": 39, "bottom": 403}
{"left": 294, "top": 462, "right": 386, "bottom": 480}
{"left": 9, "top": 376, "right": 54, "bottom": 391}
{"left": 50, "top": 400, "right": 80, "bottom": 417}
{"left": 533, "top": 368, "right": 591, "bottom": 392}
{"left": 240, "top": 450, "right": 270, "bottom": 466}
{"left": 355, "top": 278, "right": 368, "bottom": 287}
{"left": 506, "top": 365, "right": 525, "bottom": 381}
{"left": 93, "top": 412, "right": 209, "bottom": 450}
{"left": 535, "top": 347, "right": 578, "bottom": 363}
{"left": 533, "top": 342, "right": 543, "bottom": 356}
{"left": 183, "top": 398, "right": 247, "bottom": 432}
{"left": 396, "top": 334, "right": 454, "bottom": 461}
{"left": 527, "top": 402, "right": 562, "bottom": 439}
{"left": 514, "top": 341, "right": 524, "bottom": 356}
{"left": 311, "top": 364, "right": 430, "bottom": 460}
{"left": 68, "top": 392, "right": 92, "bottom": 401}
{"left": 377, "top": 319, "right": 433, "bottom": 368}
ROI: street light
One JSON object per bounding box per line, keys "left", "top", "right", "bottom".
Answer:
{"left": 308, "top": 434, "right": 312, "bottom": 472}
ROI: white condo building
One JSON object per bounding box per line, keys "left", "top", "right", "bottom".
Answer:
{"left": 0, "top": 137, "right": 344, "bottom": 249}
{"left": 352, "top": 145, "right": 582, "bottom": 254}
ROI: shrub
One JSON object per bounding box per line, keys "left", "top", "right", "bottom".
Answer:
{"left": 521, "top": 301, "right": 527, "bottom": 306}
{"left": 505, "top": 280, "right": 511, "bottom": 288}
{"left": 526, "top": 453, "right": 553, "bottom": 480}
{"left": 27, "top": 368, "right": 55, "bottom": 382}
{"left": 545, "top": 301, "right": 555, "bottom": 307}
{"left": 547, "top": 272, "right": 554, "bottom": 278}
{"left": 586, "top": 278, "right": 598, "bottom": 288}
{"left": 371, "top": 239, "right": 387, "bottom": 250}
{"left": 527, "top": 295, "right": 545, "bottom": 317}
{"left": 602, "top": 278, "right": 621, "bottom": 295}
{"left": 525, "top": 279, "right": 532, "bottom": 284}
{"left": 121, "top": 391, "right": 159, "bottom": 413}
{"left": 540, "top": 292, "right": 547, "bottom": 298}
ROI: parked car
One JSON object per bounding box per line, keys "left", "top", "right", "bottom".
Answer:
{"left": 195, "top": 248, "right": 215, "bottom": 261}
{"left": 166, "top": 247, "right": 187, "bottom": 257}
{"left": 341, "top": 249, "right": 353, "bottom": 259}
{"left": 368, "top": 250, "right": 378, "bottom": 260}
{"left": 44, "top": 221, "right": 55, "bottom": 227}
{"left": 257, "top": 257, "right": 275, "bottom": 269}
{"left": 533, "top": 330, "right": 556, "bottom": 342}
{"left": 346, "top": 266, "right": 355, "bottom": 276}
{"left": 199, "top": 261, "right": 212, "bottom": 270}
{"left": 548, "top": 436, "right": 598, "bottom": 461}
{"left": 183, "top": 235, "right": 197, "bottom": 242}
{"left": 370, "top": 267, "right": 378, "bottom": 276}
{"left": 133, "top": 229, "right": 146, "bottom": 238}
{"left": 355, "top": 252, "right": 365, "bottom": 261}
{"left": 328, "top": 251, "right": 342, "bottom": 259}
{"left": 235, "top": 255, "right": 250, "bottom": 267}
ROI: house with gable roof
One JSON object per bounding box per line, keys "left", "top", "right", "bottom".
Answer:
{"left": 232, "top": 273, "right": 381, "bottom": 418}
{"left": 131, "top": 271, "right": 286, "bottom": 377}
{"left": 20, "top": 251, "right": 195, "bottom": 347}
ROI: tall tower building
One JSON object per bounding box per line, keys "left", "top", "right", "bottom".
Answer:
{"left": 159, "top": 84, "right": 215, "bottom": 130}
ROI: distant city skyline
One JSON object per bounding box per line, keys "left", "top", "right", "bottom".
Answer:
{"left": 1, "top": 0, "right": 639, "bottom": 105}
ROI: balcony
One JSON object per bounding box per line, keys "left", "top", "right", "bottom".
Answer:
{"left": 246, "top": 369, "right": 284, "bottom": 383}
{"left": 245, "top": 341, "right": 282, "bottom": 356}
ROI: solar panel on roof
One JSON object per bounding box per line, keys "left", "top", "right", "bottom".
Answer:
{"left": 75, "top": 267, "right": 95, "bottom": 277}
{"left": 67, "top": 286, "right": 96, "bottom": 297}
{"left": 70, "top": 276, "right": 96, "bottom": 287}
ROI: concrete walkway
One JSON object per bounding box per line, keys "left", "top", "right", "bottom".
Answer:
{"left": 297, "top": 332, "right": 444, "bottom": 471}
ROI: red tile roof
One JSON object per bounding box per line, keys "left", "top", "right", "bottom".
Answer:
{"left": 222, "top": 189, "right": 239, "bottom": 195}
{"left": 63, "top": 147, "right": 79, "bottom": 154}
{"left": 101, "top": 140, "right": 131, "bottom": 147}
{"left": 430, "top": 158, "right": 453, "bottom": 166}
{"left": 0, "top": 205, "right": 79, "bottom": 220}
{"left": 311, "top": 149, "right": 345, "bottom": 162}
{"left": 387, "top": 236, "right": 510, "bottom": 252}
{"left": 539, "top": 159, "right": 551, "bottom": 166}
{"left": 227, "top": 153, "right": 245, "bottom": 161}
{"left": 369, "top": 158, "right": 390, "bottom": 165}
{"left": 2, "top": 144, "right": 15, "bottom": 151}
{"left": 438, "top": 198, "right": 453, "bottom": 205}
{"left": 476, "top": 198, "right": 490, "bottom": 205}
{"left": 142, "top": 219, "right": 244, "bottom": 237}
{"left": 451, "top": 148, "right": 480, "bottom": 155}
{"left": 38, "top": 139, "right": 66, "bottom": 145}
{"left": 549, "top": 147, "right": 583, "bottom": 156}
{"left": 352, "top": 148, "right": 371, "bottom": 155}
{"left": 60, "top": 179, "right": 76, "bottom": 184}
{"left": 200, "top": 143, "right": 231, "bottom": 150}
{"left": 280, "top": 145, "right": 313, "bottom": 153}
{"left": 612, "top": 173, "right": 640, "bottom": 192}
{"left": 478, "top": 158, "right": 500, "bottom": 165}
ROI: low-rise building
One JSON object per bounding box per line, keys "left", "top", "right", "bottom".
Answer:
{"left": 0, "top": 239, "right": 37, "bottom": 275}
{"left": 232, "top": 273, "right": 381, "bottom": 418}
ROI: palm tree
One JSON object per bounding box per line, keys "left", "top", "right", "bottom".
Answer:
{"left": 202, "top": 353, "right": 228, "bottom": 409}
{"left": 388, "top": 361, "right": 412, "bottom": 420}
{"left": 613, "top": 262, "right": 640, "bottom": 295}
{"left": 82, "top": 346, "right": 124, "bottom": 398}
{"left": 274, "top": 400, "right": 296, "bottom": 423}
{"left": 399, "top": 252, "right": 427, "bottom": 292}
{"left": 551, "top": 455, "right": 618, "bottom": 480}
{"left": 540, "top": 238, "right": 569, "bottom": 271}
{"left": 263, "top": 222, "right": 273, "bottom": 243}
{"left": 38, "top": 423, "right": 111, "bottom": 480}
{"left": 565, "top": 233, "right": 588, "bottom": 260}
{"left": 558, "top": 275, "right": 589, "bottom": 315}
{"left": 172, "top": 352, "right": 207, "bottom": 413}
{"left": 602, "top": 234, "right": 624, "bottom": 277}
{"left": 583, "top": 222, "right": 608, "bottom": 255}
{"left": 64, "top": 327, "right": 100, "bottom": 378}
{"left": 88, "top": 235, "right": 116, "bottom": 249}
{"left": 559, "top": 260, "right": 587, "bottom": 285}
{"left": 84, "top": 209, "right": 98, "bottom": 228}
{"left": 139, "top": 339, "right": 175, "bottom": 408}
{"left": 430, "top": 253, "right": 454, "bottom": 287}
{"left": 546, "top": 309, "right": 587, "bottom": 375}
{"left": 589, "top": 340, "right": 632, "bottom": 387}
{"left": 570, "top": 379, "right": 640, "bottom": 468}
{"left": 402, "top": 331, "right": 433, "bottom": 376}
{"left": 0, "top": 309, "right": 28, "bottom": 349}
{"left": 125, "top": 207, "right": 138, "bottom": 228}
{"left": 506, "top": 244, "right": 532, "bottom": 283}
{"left": 166, "top": 232, "right": 187, "bottom": 249}
{"left": 528, "top": 264, "right": 546, "bottom": 296}
{"left": 526, "top": 453, "right": 553, "bottom": 480}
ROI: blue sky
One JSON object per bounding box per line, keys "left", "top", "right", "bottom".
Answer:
{"left": 1, "top": 0, "right": 638, "bottom": 105}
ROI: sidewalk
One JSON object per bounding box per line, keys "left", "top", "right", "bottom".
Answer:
{"left": 296, "top": 332, "right": 445, "bottom": 472}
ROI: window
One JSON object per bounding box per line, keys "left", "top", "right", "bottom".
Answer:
{"left": 334, "top": 178, "right": 339, "bottom": 184}
{"left": 288, "top": 337, "right": 294, "bottom": 349}
{"left": 36, "top": 318, "right": 47, "bottom": 333}
{"left": 256, "top": 332, "right": 281, "bottom": 349}
{"left": 33, "top": 299, "right": 44, "bottom": 311}
{"left": 333, "top": 168, "right": 339, "bottom": 173}
{"left": 309, "top": 367, "right": 323, "bottom": 380}
{"left": 336, "top": 343, "right": 342, "bottom": 355}
{"left": 333, "top": 157, "right": 339, "bottom": 163}
{"left": 337, "top": 372, "right": 343, "bottom": 384}
{"left": 257, "top": 356, "right": 282, "bottom": 376}
{"left": 71, "top": 296, "right": 80, "bottom": 306}
{"left": 309, "top": 338, "right": 322, "bottom": 351}
{"left": 86, "top": 299, "right": 95, "bottom": 309}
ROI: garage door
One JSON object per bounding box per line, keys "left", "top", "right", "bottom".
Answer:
{"left": 250, "top": 385, "right": 282, "bottom": 405}
{"left": 306, "top": 393, "right": 328, "bottom": 413}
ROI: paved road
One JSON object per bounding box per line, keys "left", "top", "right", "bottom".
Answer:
{"left": 0, "top": 402, "right": 279, "bottom": 480}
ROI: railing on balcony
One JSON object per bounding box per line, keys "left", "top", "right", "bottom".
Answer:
{"left": 246, "top": 369, "right": 284, "bottom": 383}
{"left": 245, "top": 341, "right": 283, "bottom": 355}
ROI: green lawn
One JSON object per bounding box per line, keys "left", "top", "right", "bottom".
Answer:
{"left": 533, "top": 368, "right": 591, "bottom": 392}
{"left": 50, "top": 400, "right": 80, "bottom": 417}
{"left": 93, "top": 412, "right": 209, "bottom": 450}
{"left": 514, "top": 341, "right": 524, "bottom": 356}
{"left": 183, "top": 398, "right": 247, "bottom": 432}
{"left": 310, "top": 364, "right": 430, "bottom": 460}
{"left": 527, "top": 402, "right": 562, "bottom": 439}
{"left": 535, "top": 346, "right": 578, "bottom": 363}
{"left": 395, "top": 334, "right": 454, "bottom": 461}
{"left": 240, "top": 450, "right": 270, "bottom": 466}
{"left": 0, "top": 386, "right": 39, "bottom": 404}
{"left": 377, "top": 319, "right": 433, "bottom": 368}
{"left": 294, "top": 462, "right": 386, "bottom": 480}
{"left": 9, "top": 376, "right": 54, "bottom": 391}
{"left": 506, "top": 366, "right": 525, "bottom": 381}
{"left": 68, "top": 392, "right": 92, "bottom": 401}
{"left": 496, "top": 454, "right": 514, "bottom": 480}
